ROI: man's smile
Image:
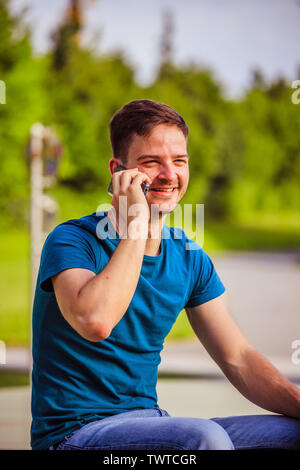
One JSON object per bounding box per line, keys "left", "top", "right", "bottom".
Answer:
{"left": 149, "top": 186, "right": 178, "bottom": 195}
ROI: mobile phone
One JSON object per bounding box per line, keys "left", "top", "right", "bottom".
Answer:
{"left": 107, "top": 165, "right": 150, "bottom": 197}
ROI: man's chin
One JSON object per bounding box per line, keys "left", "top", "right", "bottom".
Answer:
{"left": 149, "top": 201, "right": 178, "bottom": 216}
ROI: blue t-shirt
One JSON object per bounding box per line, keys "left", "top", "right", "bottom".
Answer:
{"left": 30, "top": 211, "right": 225, "bottom": 449}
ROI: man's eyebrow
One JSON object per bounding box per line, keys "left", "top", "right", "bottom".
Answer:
{"left": 136, "top": 154, "right": 189, "bottom": 161}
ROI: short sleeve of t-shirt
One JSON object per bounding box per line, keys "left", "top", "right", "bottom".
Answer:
{"left": 185, "top": 247, "right": 225, "bottom": 308}
{"left": 39, "top": 223, "right": 97, "bottom": 292}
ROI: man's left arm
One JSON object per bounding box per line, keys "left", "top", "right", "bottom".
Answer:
{"left": 185, "top": 295, "right": 300, "bottom": 419}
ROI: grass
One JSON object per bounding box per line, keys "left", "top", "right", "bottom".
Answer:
{"left": 0, "top": 229, "right": 31, "bottom": 346}
{"left": 0, "top": 370, "right": 30, "bottom": 388}
{"left": 1, "top": 187, "right": 299, "bottom": 347}
{"left": 201, "top": 218, "right": 300, "bottom": 252}
{"left": 166, "top": 310, "right": 195, "bottom": 341}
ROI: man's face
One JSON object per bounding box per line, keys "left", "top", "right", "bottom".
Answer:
{"left": 124, "top": 124, "right": 189, "bottom": 214}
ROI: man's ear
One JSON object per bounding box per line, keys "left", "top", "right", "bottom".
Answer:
{"left": 109, "top": 158, "right": 120, "bottom": 175}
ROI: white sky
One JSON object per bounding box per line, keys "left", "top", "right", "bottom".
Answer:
{"left": 10, "top": 0, "right": 300, "bottom": 97}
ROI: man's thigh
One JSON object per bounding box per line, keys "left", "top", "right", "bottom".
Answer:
{"left": 210, "top": 414, "right": 300, "bottom": 450}
{"left": 55, "top": 408, "right": 234, "bottom": 450}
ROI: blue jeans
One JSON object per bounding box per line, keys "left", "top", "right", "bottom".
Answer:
{"left": 49, "top": 409, "right": 300, "bottom": 450}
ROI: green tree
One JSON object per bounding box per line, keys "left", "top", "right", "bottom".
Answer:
{"left": 0, "top": 0, "right": 47, "bottom": 227}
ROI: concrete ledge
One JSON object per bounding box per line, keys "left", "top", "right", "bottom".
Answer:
{"left": 158, "top": 340, "right": 300, "bottom": 383}
{"left": 0, "top": 347, "right": 32, "bottom": 373}
{"left": 3, "top": 342, "right": 300, "bottom": 384}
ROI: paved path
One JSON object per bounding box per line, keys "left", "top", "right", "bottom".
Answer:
{"left": 212, "top": 251, "right": 300, "bottom": 359}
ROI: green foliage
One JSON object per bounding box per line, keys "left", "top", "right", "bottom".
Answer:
{"left": 0, "top": 0, "right": 299, "bottom": 230}
{"left": 0, "top": 1, "right": 48, "bottom": 228}
{"left": 0, "top": 228, "right": 30, "bottom": 346}
{"left": 0, "top": 370, "right": 30, "bottom": 387}
{"left": 44, "top": 48, "right": 140, "bottom": 189}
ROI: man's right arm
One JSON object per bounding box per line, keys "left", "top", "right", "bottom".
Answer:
{"left": 52, "top": 168, "right": 151, "bottom": 342}
{"left": 52, "top": 237, "right": 146, "bottom": 342}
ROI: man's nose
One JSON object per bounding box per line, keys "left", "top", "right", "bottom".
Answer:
{"left": 158, "top": 163, "right": 176, "bottom": 181}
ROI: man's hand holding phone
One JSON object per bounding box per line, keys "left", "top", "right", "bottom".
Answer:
{"left": 109, "top": 166, "right": 152, "bottom": 239}
{"left": 108, "top": 165, "right": 150, "bottom": 197}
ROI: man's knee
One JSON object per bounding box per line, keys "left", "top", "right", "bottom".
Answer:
{"left": 199, "top": 420, "right": 234, "bottom": 450}
{"left": 171, "top": 418, "right": 234, "bottom": 450}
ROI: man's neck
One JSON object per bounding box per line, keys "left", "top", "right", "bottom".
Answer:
{"left": 106, "top": 208, "right": 165, "bottom": 257}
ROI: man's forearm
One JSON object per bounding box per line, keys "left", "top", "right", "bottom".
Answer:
{"left": 77, "top": 237, "right": 146, "bottom": 339}
{"left": 222, "top": 346, "right": 300, "bottom": 419}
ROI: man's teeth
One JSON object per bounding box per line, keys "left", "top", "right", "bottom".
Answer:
{"left": 151, "top": 188, "right": 175, "bottom": 192}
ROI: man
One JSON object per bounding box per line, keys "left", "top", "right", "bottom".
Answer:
{"left": 31, "top": 99, "right": 300, "bottom": 450}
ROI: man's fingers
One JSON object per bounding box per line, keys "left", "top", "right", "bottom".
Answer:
{"left": 119, "top": 169, "right": 151, "bottom": 193}
{"left": 112, "top": 171, "right": 121, "bottom": 195}
{"left": 119, "top": 169, "right": 137, "bottom": 193}
{"left": 112, "top": 168, "right": 136, "bottom": 195}
{"left": 130, "top": 173, "right": 151, "bottom": 190}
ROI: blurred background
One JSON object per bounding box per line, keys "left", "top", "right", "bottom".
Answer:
{"left": 0, "top": 0, "right": 300, "bottom": 449}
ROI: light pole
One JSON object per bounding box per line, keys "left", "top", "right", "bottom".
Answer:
{"left": 28, "top": 123, "right": 63, "bottom": 308}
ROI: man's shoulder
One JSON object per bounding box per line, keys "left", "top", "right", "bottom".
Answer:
{"left": 43, "top": 212, "right": 104, "bottom": 250}
{"left": 163, "top": 225, "right": 203, "bottom": 253}
{"left": 51, "top": 212, "right": 102, "bottom": 236}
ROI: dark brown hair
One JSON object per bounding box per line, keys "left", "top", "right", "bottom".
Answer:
{"left": 109, "top": 99, "right": 189, "bottom": 163}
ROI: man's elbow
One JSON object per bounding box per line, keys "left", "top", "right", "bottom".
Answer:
{"left": 76, "top": 313, "right": 112, "bottom": 342}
